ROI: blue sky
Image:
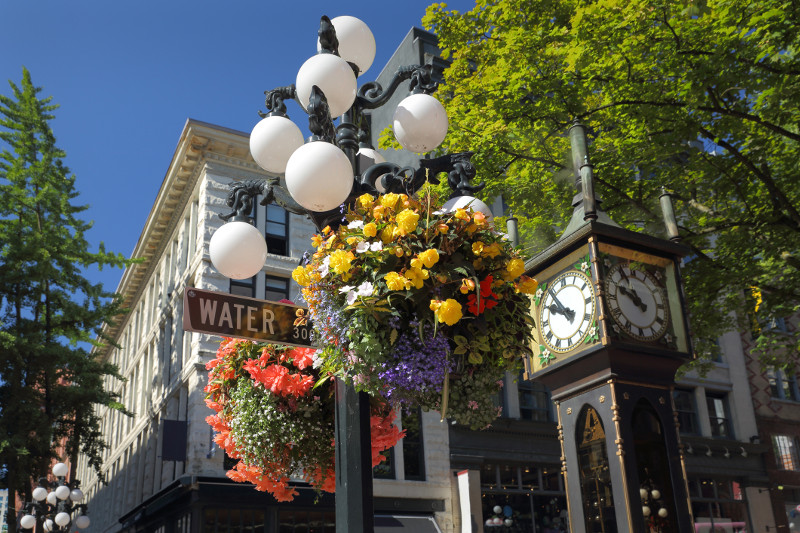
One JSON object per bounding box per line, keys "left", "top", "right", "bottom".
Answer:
{"left": 0, "top": 0, "right": 474, "bottom": 293}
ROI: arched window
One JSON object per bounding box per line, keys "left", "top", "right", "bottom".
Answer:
{"left": 576, "top": 405, "right": 616, "bottom": 532}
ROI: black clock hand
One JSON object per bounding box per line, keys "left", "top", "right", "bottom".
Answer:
{"left": 618, "top": 284, "right": 647, "bottom": 312}
{"left": 547, "top": 288, "right": 576, "bottom": 323}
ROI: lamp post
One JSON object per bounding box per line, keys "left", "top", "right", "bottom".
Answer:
{"left": 209, "top": 15, "right": 486, "bottom": 532}
{"left": 18, "top": 462, "right": 91, "bottom": 532}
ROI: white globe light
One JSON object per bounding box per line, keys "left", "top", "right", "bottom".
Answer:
{"left": 46, "top": 492, "right": 58, "bottom": 506}
{"left": 642, "top": 505, "right": 651, "bottom": 517}
{"left": 32, "top": 487, "right": 48, "bottom": 501}
{"left": 317, "top": 16, "right": 376, "bottom": 75}
{"left": 70, "top": 488, "right": 84, "bottom": 502}
{"left": 504, "top": 518, "right": 513, "bottom": 527}
{"left": 43, "top": 519, "right": 54, "bottom": 532}
{"left": 20, "top": 515, "right": 36, "bottom": 529}
{"left": 54, "top": 485, "right": 70, "bottom": 500}
{"left": 493, "top": 505, "right": 503, "bottom": 514}
{"left": 285, "top": 141, "right": 353, "bottom": 212}
{"left": 650, "top": 489, "right": 661, "bottom": 500}
{"left": 658, "top": 507, "right": 668, "bottom": 518}
{"left": 356, "top": 146, "right": 385, "bottom": 166}
{"left": 54, "top": 512, "right": 71, "bottom": 527}
{"left": 209, "top": 221, "right": 268, "bottom": 280}
{"left": 440, "top": 196, "right": 494, "bottom": 221}
{"left": 374, "top": 173, "right": 392, "bottom": 194}
{"left": 249, "top": 115, "right": 304, "bottom": 174}
{"left": 296, "top": 54, "right": 357, "bottom": 118}
{"left": 492, "top": 517, "right": 503, "bottom": 525}
{"left": 75, "top": 515, "right": 91, "bottom": 529}
{"left": 393, "top": 93, "right": 448, "bottom": 153}
{"left": 52, "top": 462, "right": 68, "bottom": 477}
{"left": 640, "top": 488, "right": 649, "bottom": 499}
{"left": 485, "top": 519, "right": 493, "bottom": 527}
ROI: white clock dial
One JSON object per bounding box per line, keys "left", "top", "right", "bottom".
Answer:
{"left": 539, "top": 270, "right": 596, "bottom": 353}
{"left": 605, "top": 263, "right": 669, "bottom": 341}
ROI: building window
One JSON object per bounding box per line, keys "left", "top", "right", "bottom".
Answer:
{"left": 768, "top": 368, "right": 800, "bottom": 402}
{"left": 278, "top": 510, "right": 335, "bottom": 532}
{"left": 772, "top": 435, "right": 800, "bottom": 471}
{"left": 688, "top": 478, "right": 751, "bottom": 532}
{"left": 265, "top": 275, "right": 290, "bottom": 302}
{"left": 518, "top": 375, "right": 553, "bottom": 422}
{"left": 402, "top": 407, "right": 424, "bottom": 481}
{"left": 266, "top": 203, "right": 289, "bottom": 256}
{"left": 204, "top": 508, "right": 268, "bottom": 532}
{"left": 705, "top": 393, "right": 732, "bottom": 438}
{"left": 673, "top": 389, "right": 699, "bottom": 435}
{"left": 230, "top": 276, "right": 256, "bottom": 297}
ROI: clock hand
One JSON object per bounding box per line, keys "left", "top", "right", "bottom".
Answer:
{"left": 547, "top": 288, "right": 576, "bottom": 323}
{"left": 618, "top": 284, "right": 648, "bottom": 312}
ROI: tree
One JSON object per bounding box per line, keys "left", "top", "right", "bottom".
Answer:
{"left": 420, "top": 0, "right": 800, "bottom": 369}
{"left": 0, "top": 68, "right": 130, "bottom": 532}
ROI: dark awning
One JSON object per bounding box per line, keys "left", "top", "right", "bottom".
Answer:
{"left": 374, "top": 515, "right": 442, "bottom": 533}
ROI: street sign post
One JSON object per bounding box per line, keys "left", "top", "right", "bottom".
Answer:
{"left": 182, "top": 287, "right": 313, "bottom": 347}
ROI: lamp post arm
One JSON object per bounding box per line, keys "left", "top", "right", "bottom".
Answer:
{"left": 258, "top": 85, "right": 297, "bottom": 118}
{"left": 219, "top": 178, "right": 307, "bottom": 224}
{"left": 356, "top": 64, "right": 436, "bottom": 110}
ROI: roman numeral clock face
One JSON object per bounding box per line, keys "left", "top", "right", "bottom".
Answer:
{"left": 539, "top": 270, "right": 596, "bottom": 353}
{"left": 605, "top": 263, "right": 669, "bottom": 341}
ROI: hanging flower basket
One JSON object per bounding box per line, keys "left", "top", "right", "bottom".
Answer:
{"left": 293, "top": 191, "right": 537, "bottom": 430}
{"left": 204, "top": 338, "right": 403, "bottom": 501}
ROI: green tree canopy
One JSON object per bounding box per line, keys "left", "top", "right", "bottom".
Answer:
{"left": 422, "top": 0, "right": 800, "bottom": 368}
{"left": 0, "top": 68, "right": 130, "bottom": 532}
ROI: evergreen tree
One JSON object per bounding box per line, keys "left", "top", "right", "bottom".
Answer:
{"left": 420, "top": 0, "right": 800, "bottom": 370}
{"left": 0, "top": 68, "right": 130, "bottom": 532}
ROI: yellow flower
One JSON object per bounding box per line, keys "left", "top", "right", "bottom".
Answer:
{"left": 410, "top": 257, "right": 423, "bottom": 270}
{"left": 380, "top": 225, "right": 394, "bottom": 243}
{"left": 437, "top": 223, "right": 449, "bottom": 234}
{"left": 357, "top": 193, "right": 374, "bottom": 210}
{"left": 472, "top": 211, "right": 488, "bottom": 226}
{"left": 394, "top": 246, "right": 405, "bottom": 257}
{"left": 472, "top": 241, "right": 484, "bottom": 256}
{"left": 454, "top": 208, "right": 470, "bottom": 221}
{"left": 363, "top": 222, "right": 377, "bottom": 238}
{"left": 311, "top": 234, "right": 324, "bottom": 248}
{"left": 516, "top": 276, "right": 539, "bottom": 294}
{"left": 346, "top": 236, "right": 360, "bottom": 246}
{"left": 292, "top": 266, "right": 311, "bottom": 287}
{"left": 431, "top": 298, "right": 463, "bottom": 326}
{"left": 404, "top": 267, "right": 429, "bottom": 289}
{"left": 329, "top": 249, "right": 354, "bottom": 275}
{"left": 459, "top": 279, "right": 475, "bottom": 294}
{"left": 505, "top": 258, "right": 525, "bottom": 280}
{"left": 372, "top": 205, "right": 386, "bottom": 220}
{"left": 395, "top": 209, "right": 420, "bottom": 235}
{"left": 380, "top": 193, "right": 400, "bottom": 210}
{"left": 417, "top": 249, "right": 440, "bottom": 268}
{"left": 482, "top": 243, "right": 502, "bottom": 258}
{"left": 385, "top": 271, "right": 409, "bottom": 291}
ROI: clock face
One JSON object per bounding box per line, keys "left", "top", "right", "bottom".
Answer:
{"left": 539, "top": 270, "right": 596, "bottom": 353}
{"left": 605, "top": 263, "right": 669, "bottom": 341}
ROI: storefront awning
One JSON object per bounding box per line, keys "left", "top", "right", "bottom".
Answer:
{"left": 374, "top": 514, "right": 442, "bottom": 533}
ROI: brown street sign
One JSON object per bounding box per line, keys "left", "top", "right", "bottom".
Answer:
{"left": 182, "top": 287, "right": 314, "bottom": 347}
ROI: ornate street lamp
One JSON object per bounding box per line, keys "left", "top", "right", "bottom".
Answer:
{"left": 18, "top": 462, "right": 91, "bottom": 532}
{"left": 208, "top": 15, "right": 486, "bottom": 532}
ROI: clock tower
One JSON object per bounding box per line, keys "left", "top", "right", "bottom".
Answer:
{"left": 525, "top": 122, "right": 694, "bottom": 532}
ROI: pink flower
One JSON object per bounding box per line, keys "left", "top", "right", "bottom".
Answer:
{"left": 468, "top": 400, "right": 479, "bottom": 410}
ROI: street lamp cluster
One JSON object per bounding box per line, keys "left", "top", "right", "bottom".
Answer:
{"left": 209, "top": 14, "right": 484, "bottom": 280}
{"left": 19, "top": 462, "right": 90, "bottom": 531}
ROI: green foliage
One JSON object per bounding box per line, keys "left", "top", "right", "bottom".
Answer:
{"left": 424, "top": 0, "right": 800, "bottom": 369}
{"left": 0, "top": 68, "right": 130, "bottom": 516}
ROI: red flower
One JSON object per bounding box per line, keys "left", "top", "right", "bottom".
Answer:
{"left": 467, "top": 275, "right": 499, "bottom": 315}
{"left": 289, "top": 347, "right": 316, "bottom": 370}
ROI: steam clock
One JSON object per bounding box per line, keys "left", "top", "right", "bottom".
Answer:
{"left": 525, "top": 123, "right": 694, "bottom": 532}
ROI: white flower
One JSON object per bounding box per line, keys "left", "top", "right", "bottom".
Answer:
{"left": 369, "top": 241, "right": 383, "bottom": 252}
{"left": 541, "top": 348, "right": 551, "bottom": 359}
{"left": 356, "top": 281, "right": 374, "bottom": 296}
{"left": 338, "top": 285, "right": 355, "bottom": 294}
{"left": 319, "top": 256, "right": 330, "bottom": 278}
{"left": 345, "top": 290, "right": 357, "bottom": 305}
{"left": 348, "top": 220, "right": 364, "bottom": 230}
{"left": 535, "top": 288, "right": 544, "bottom": 299}
{"left": 581, "top": 260, "right": 590, "bottom": 272}
{"left": 588, "top": 326, "right": 597, "bottom": 337}
{"left": 355, "top": 241, "right": 370, "bottom": 253}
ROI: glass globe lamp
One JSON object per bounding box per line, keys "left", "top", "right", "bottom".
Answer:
{"left": 70, "top": 488, "right": 84, "bottom": 502}
{"left": 54, "top": 485, "right": 71, "bottom": 500}
{"left": 209, "top": 221, "right": 268, "bottom": 280}
{"left": 317, "top": 16, "right": 376, "bottom": 75}
{"left": 296, "top": 54, "right": 357, "bottom": 118}
{"left": 285, "top": 141, "right": 353, "bottom": 212}
{"left": 54, "top": 512, "right": 71, "bottom": 527}
{"left": 75, "top": 515, "right": 91, "bottom": 529}
{"left": 32, "top": 487, "right": 48, "bottom": 501}
{"left": 19, "top": 515, "right": 36, "bottom": 529}
{"left": 440, "top": 195, "right": 493, "bottom": 220}
{"left": 51, "top": 463, "right": 68, "bottom": 478}
{"left": 393, "top": 93, "right": 448, "bottom": 153}
{"left": 249, "top": 115, "right": 304, "bottom": 174}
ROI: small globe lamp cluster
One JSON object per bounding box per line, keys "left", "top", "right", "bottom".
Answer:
{"left": 209, "top": 14, "right": 480, "bottom": 282}
{"left": 19, "top": 462, "right": 90, "bottom": 531}
{"left": 484, "top": 505, "right": 514, "bottom": 528}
